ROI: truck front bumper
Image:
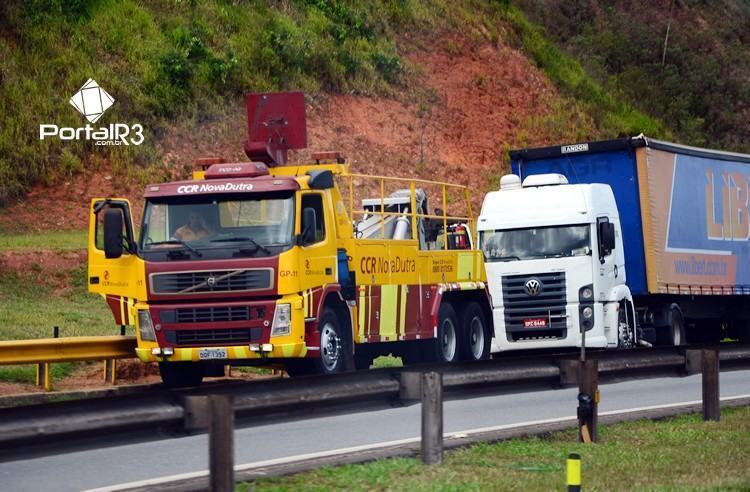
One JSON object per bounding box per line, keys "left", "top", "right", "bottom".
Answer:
{"left": 136, "top": 341, "right": 307, "bottom": 363}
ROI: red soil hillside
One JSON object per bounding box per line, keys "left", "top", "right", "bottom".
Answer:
{"left": 0, "top": 36, "right": 591, "bottom": 232}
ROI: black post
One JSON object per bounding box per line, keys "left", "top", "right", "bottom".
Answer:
{"left": 421, "top": 371, "right": 443, "bottom": 465}
{"left": 701, "top": 349, "right": 720, "bottom": 421}
{"left": 578, "top": 359, "right": 598, "bottom": 443}
{"left": 209, "top": 394, "right": 234, "bottom": 492}
{"left": 120, "top": 324, "right": 126, "bottom": 336}
{"left": 53, "top": 326, "right": 59, "bottom": 338}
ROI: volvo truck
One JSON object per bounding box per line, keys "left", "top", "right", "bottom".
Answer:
{"left": 88, "top": 92, "right": 490, "bottom": 386}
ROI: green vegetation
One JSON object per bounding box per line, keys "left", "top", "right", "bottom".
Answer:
{"left": 502, "top": 4, "right": 666, "bottom": 140}
{"left": 243, "top": 406, "right": 750, "bottom": 491}
{"left": 0, "top": 0, "right": 424, "bottom": 205}
{"left": 0, "top": 266, "right": 114, "bottom": 341}
{"left": 514, "top": 0, "right": 750, "bottom": 152}
{"left": 1, "top": 0, "right": 675, "bottom": 208}
{"left": 0, "top": 363, "right": 75, "bottom": 385}
{"left": 0, "top": 230, "right": 87, "bottom": 250}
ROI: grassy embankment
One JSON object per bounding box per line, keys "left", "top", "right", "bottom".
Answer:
{"left": 0, "top": 229, "right": 113, "bottom": 383}
{"left": 242, "top": 407, "right": 750, "bottom": 491}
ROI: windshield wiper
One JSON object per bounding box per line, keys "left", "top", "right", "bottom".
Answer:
{"left": 210, "top": 237, "right": 271, "bottom": 255}
{"left": 493, "top": 255, "right": 521, "bottom": 262}
{"left": 148, "top": 240, "right": 203, "bottom": 257}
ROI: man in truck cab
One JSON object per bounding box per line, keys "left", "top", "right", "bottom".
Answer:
{"left": 174, "top": 210, "right": 214, "bottom": 241}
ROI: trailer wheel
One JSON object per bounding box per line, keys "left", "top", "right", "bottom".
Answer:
{"left": 158, "top": 362, "right": 204, "bottom": 388}
{"left": 460, "top": 302, "right": 490, "bottom": 361}
{"left": 659, "top": 305, "right": 685, "bottom": 347}
{"left": 433, "top": 302, "right": 460, "bottom": 363}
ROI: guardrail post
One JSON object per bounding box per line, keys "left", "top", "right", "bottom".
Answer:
{"left": 209, "top": 394, "right": 234, "bottom": 492}
{"left": 421, "top": 371, "right": 443, "bottom": 465}
{"left": 35, "top": 362, "right": 51, "bottom": 391}
{"left": 702, "top": 349, "right": 720, "bottom": 421}
{"left": 578, "top": 359, "right": 598, "bottom": 443}
{"left": 103, "top": 359, "right": 116, "bottom": 384}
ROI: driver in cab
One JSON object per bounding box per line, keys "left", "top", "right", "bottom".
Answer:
{"left": 174, "top": 211, "right": 213, "bottom": 241}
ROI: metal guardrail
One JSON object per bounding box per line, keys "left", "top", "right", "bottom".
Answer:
{"left": 0, "top": 335, "right": 137, "bottom": 365}
{"left": 0, "top": 335, "right": 137, "bottom": 390}
{"left": 0, "top": 344, "right": 748, "bottom": 453}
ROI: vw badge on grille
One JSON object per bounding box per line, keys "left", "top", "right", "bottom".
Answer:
{"left": 206, "top": 275, "right": 217, "bottom": 287}
{"left": 524, "top": 278, "right": 542, "bottom": 296}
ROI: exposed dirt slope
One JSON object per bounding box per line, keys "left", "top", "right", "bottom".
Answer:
{"left": 0, "top": 37, "right": 573, "bottom": 232}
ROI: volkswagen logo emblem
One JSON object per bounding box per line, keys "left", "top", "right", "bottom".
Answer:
{"left": 524, "top": 278, "right": 542, "bottom": 296}
{"left": 206, "top": 275, "right": 217, "bottom": 287}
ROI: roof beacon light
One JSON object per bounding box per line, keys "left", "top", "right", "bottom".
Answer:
{"left": 522, "top": 173, "right": 569, "bottom": 188}
{"left": 204, "top": 162, "right": 269, "bottom": 179}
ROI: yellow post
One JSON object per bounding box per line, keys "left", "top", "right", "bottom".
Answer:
{"left": 409, "top": 181, "right": 417, "bottom": 240}
{"left": 442, "top": 185, "right": 448, "bottom": 250}
{"left": 103, "top": 359, "right": 117, "bottom": 384}
{"left": 380, "top": 178, "right": 385, "bottom": 239}
{"left": 566, "top": 453, "right": 581, "bottom": 492}
{"left": 36, "top": 363, "right": 51, "bottom": 391}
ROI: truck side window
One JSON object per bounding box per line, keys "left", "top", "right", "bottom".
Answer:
{"left": 301, "top": 194, "right": 326, "bottom": 243}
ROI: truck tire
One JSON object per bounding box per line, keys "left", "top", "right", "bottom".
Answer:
{"left": 159, "top": 362, "right": 204, "bottom": 388}
{"left": 433, "top": 302, "right": 460, "bottom": 363}
{"left": 659, "top": 305, "right": 685, "bottom": 347}
{"left": 285, "top": 306, "right": 350, "bottom": 376}
{"left": 460, "top": 302, "right": 490, "bottom": 361}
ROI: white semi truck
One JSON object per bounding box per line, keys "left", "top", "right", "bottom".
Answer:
{"left": 479, "top": 136, "right": 750, "bottom": 352}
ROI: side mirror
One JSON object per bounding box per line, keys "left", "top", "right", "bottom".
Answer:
{"left": 298, "top": 207, "right": 317, "bottom": 246}
{"left": 103, "top": 208, "right": 124, "bottom": 259}
{"left": 597, "top": 219, "right": 615, "bottom": 262}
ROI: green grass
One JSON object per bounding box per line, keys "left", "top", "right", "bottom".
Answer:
{"left": 0, "top": 363, "right": 75, "bottom": 385}
{"left": 0, "top": 266, "right": 115, "bottom": 341}
{"left": 0, "top": 229, "right": 87, "bottom": 251}
{"left": 243, "top": 407, "right": 750, "bottom": 491}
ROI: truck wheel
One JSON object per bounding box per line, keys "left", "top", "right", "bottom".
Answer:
{"left": 659, "top": 305, "right": 685, "bottom": 347}
{"left": 158, "top": 362, "right": 203, "bottom": 388}
{"left": 460, "top": 302, "right": 490, "bottom": 361}
{"left": 433, "top": 302, "right": 460, "bottom": 363}
{"left": 317, "top": 306, "right": 348, "bottom": 374}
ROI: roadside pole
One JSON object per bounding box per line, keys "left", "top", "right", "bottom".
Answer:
{"left": 421, "top": 371, "right": 443, "bottom": 465}
{"left": 578, "top": 326, "right": 598, "bottom": 443}
{"left": 209, "top": 394, "right": 234, "bottom": 492}
{"left": 702, "top": 349, "right": 720, "bottom": 421}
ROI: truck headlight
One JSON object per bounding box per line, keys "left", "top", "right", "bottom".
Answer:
{"left": 582, "top": 306, "right": 593, "bottom": 319}
{"left": 138, "top": 310, "right": 156, "bottom": 341}
{"left": 271, "top": 303, "right": 291, "bottom": 336}
{"left": 579, "top": 284, "right": 594, "bottom": 301}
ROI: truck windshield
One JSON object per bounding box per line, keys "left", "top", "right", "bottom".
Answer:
{"left": 480, "top": 224, "right": 591, "bottom": 261}
{"left": 140, "top": 194, "right": 295, "bottom": 259}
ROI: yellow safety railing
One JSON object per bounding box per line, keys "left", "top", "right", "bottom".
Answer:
{"left": 0, "top": 336, "right": 137, "bottom": 391}
{"left": 345, "top": 173, "right": 475, "bottom": 249}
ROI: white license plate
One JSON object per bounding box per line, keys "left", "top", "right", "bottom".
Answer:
{"left": 199, "top": 348, "right": 228, "bottom": 360}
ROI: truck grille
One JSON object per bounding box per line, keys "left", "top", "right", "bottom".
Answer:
{"left": 502, "top": 272, "right": 567, "bottom": 341}
{"left": 174, "top": 306, "right": 266, "bottom": 323}
{"left": 150, "top": 268, "right": 273, "bottom": 295}
{"left": 168, "top": 327, "right": 263, "bottom": 346}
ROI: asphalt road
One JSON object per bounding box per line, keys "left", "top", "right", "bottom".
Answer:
{"left": 2, "top": 370, "right": 749, "bottom": 492}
